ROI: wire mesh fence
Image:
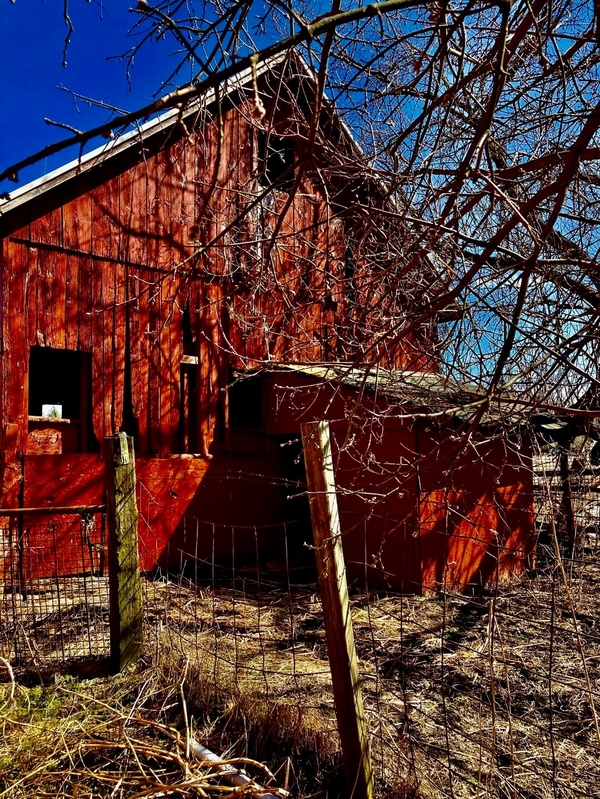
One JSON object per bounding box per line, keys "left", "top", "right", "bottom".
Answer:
{"left": 136, "top": 492, "right": 600, "bottom": 799}
{"left": 1, "top": 463, "right": 599, "bottom": 798}
{"left": 534, "top": 452, "right": 600, "bottom": 556}
{"left": 356, "top": 559, "right": 600, "bottom": 798}
{"left": 140, "top": 515, "right": 337, "bottom": 728}
{"left": 0, "top": 512, "right": 110, "bottom": 670}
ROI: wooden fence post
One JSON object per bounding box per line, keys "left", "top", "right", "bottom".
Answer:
{"left": 105, "top": 433, "right": 143, "bottom": 672}
{"left": 559, "top": 449, "right": 577, "bottom": 557}
{"left": 301, "top": 421, "right": 373, "bottom": 799}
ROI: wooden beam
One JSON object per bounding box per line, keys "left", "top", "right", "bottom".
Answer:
{"left": 301, "top": 421, "right": 373, "bottom": 799}
{"left": 105, "top": 433, "right": 143, "bottom": 672}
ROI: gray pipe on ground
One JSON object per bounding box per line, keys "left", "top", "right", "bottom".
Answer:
{"left": 189, "top": 739, "right": 283, "bottom": 799}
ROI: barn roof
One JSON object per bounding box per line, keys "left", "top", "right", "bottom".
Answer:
{"left": 0, "top": 52, "right": 379, "bottom": 226}
{"left": 0, "top": 56, "right": 282, "bottom": 218}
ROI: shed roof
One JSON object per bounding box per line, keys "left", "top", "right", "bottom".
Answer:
{"left": 258, "top": 363, "right": 523, "bottom": 425}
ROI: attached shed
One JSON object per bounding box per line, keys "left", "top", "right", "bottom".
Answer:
{"left": 0, "top": 56, "right": 534, "bottom": 591}
{"left": 228, "top": 365, "right": 535, "bottom": 592}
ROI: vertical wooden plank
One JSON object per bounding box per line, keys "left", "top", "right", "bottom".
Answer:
{"left": 91, "top": 178, "right": 120, "bottom": 261}
{"left": 65, "top": 254, "right": 80, "bottom": 350}
{"left": 91, "top": 258, "right": 105, "bottom": 443}
{"left": 148, "top": 277, "right": 163, "bottom": 454}
{"left": 78, "top": 256, "right": 93, "bottom": 352}
{"left": 156, "top": 147, "right": 174, "bottom": 270}
{"left": 148, "top": 153, "right": 167, "bottom": 435}
{"left": 301, "top": 421, "right": 373, "bottom": 799}
{"left": 163, "top": 273, "right": 182, "bottom": 452}
{"left": 173, "top": 137, "right": 197, "bottom": 257}
{"left": 146, "top": 149, "right": 173, "bottom": 270}
{"left": 1, "top": 240, "right": 29, "bottom": 507}
{"left": 1, "top": 424, "right": 22, "bottom": 510}
{"left": 170, "top": 139, "right": 185, "bottom": 255}
{"left": 113, "top": 262, "right": 127, "bottom": 434}
{"left": 63, "top": 189, "right": 92, "bottom": 253}
{"left": 36, "top": 248, "right": 53, "bottom": 346}
{"left": 5, "top": 241, "right": 28, "bottom": 424}
{"left": 198, "top": 281, "right": 223, "bottom": 456}
{"left": 159, "top": 276, "right": 172, "bottom": 452}
{"left": 102, "top": 258, "right": 117, "bottom": 436}
{"left": 49, "top": 249, "right": 67, "bottom": 349}
{"left": 105, "top": 433, "right": 143, "bottom": 672}
{"left": 25, "top": 246, "right": 38, "bottom": 349}
{"left": 120, "top": 163, "right": 147, "bottom": 267}
{"left": 129, "top": 267, "right": 150, "bottom": 453}
{"left": 120, "top": 163, "right": 145, "bottom": 450}
{"left": 188, "top": 280, "right": 204, "bottom": 442}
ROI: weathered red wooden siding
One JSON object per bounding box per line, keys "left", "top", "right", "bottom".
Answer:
{"left": 1, "top": 93, "right": 434, "bottom": 507}
{"left": 264, "top": 371, "right": 535, "bottom": 592}
{"left": 20, "top": 453, "right": 289, "bottom": 577}
{"left": 418, "top": 430, "right": 535, "bottom": 591}
{"left": 3, "top": 370, "right": 534, "bottom": 591}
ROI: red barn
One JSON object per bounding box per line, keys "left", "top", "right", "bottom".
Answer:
{"left": 0, "top": 56, "right": 534, "bottom": 592}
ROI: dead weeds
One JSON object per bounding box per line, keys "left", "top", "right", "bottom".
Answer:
{"left": 2, "top": 554, "right": 600, "bottom": 798}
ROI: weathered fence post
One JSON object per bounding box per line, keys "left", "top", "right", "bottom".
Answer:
{"left": 559, "top": 449, "right": 577, "bottom": 557}
{"left": 301, "top": 421, "right": 373, "bottom": 799}
{"left": 105, "top": 433, "right": 143, "bottom": 672}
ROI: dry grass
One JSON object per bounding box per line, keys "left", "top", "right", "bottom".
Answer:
{"left": 2, "top": 549, "right": 600, "bottom": 798}
{"left": 352, "top": 552, "right": 600, "bottom": 799}
{"left": 140, "top": 558, "right": 600, "bottom": 798}
{"left": 0, "top": 656, "right": 336, "bottom": 798}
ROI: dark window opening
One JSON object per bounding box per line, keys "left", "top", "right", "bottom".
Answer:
{"left": 228, "top": 373, "right": 263, "bottom": 429}
{"left": 276, "top": 434, "right": 314, "bottom": 558}
{"left": 180, "top": 362, "right": 198, "bottom": 453}
{"left": 27, "top": 347, "right": 95, "bottom": 453}
{"left": 29, "top": 348, "right": 83, "bottom": 419}
{"left": 182, "top": 302, "right": 196, "bottom": 357}
{"left": 257, "top": 130, "right": 295, "bottom": 192}
{"left": 277, "top": 435, "right": 306, "bottom": 489}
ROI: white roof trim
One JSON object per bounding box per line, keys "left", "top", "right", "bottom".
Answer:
{"left": 0, "top": 55, "right": 285, "bottom": 217}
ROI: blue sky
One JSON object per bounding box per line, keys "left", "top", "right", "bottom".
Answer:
{"left": 1, "top": 1, "right": 193, "bottom": 190}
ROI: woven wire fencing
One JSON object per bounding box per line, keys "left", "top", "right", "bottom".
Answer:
{"left": 534, "top": 451, "right": 600, "bottom": 555}
{"left": 0, "top": 512, "right": 110, "bottom": 671}
{"left": 3, "top": 452, "right": 597, "bottom": 795}
{"left": 136, "top": 491, "right": 600, "bottom": 799}
{"left": 139, "top": 514, "right": 336, "bottom": 711}
{"left": 355, "top": 562, "right": 600, "bottom": 798}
